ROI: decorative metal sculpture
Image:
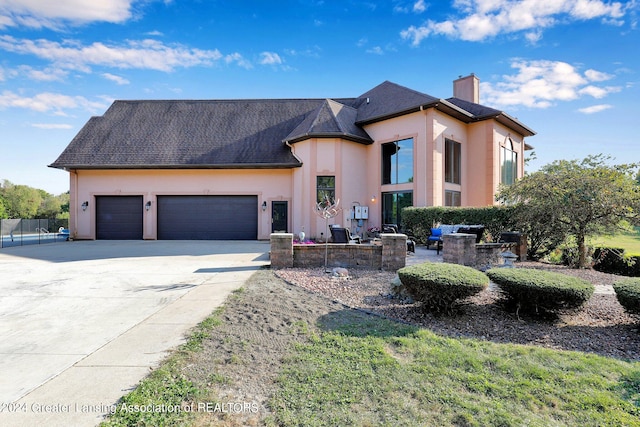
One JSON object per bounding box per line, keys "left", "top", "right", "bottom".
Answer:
{"left": 315, "top": 197, "right": 340, "bottom": 272}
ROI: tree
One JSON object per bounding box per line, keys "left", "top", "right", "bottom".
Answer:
{"left": 0, "top": 195, "right": 7, "bottom": 219}
{"left": 0, "top": 180, "right": 43, "bottom": 219}
{"left": 0, "top": 180, "right": 69, "bottom": 220}
{"left": 497, "top": 155, "right": 640, "bottom": 268}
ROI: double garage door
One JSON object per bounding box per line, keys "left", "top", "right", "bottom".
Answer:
{"left": 96, "top": 195, "right": 257, "bottom": 240}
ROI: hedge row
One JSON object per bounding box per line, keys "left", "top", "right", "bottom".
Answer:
{"left": 592, "top": 247, "right": 640, "bottom": 277}
{"left": 397, "top": 262, "right": 488, "bottom": 314}
{"left": 398, "top": 263, "right": 594, "bottom": 317}
{"left": 486, "top": 268, "right": 594, "bottom": 316}
{"left": 613, "top": 278, "right": 640, "bottom": 316}
{"left": 401, "top": 206, "right": 517, "bottom": 244}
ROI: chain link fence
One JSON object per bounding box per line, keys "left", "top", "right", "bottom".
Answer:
{"left": 1, "top": 219, "right": 70, "bottom": 248}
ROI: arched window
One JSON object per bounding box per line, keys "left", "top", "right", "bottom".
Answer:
{"left": 501, "top": 138, "right": 517, "bottom": 185}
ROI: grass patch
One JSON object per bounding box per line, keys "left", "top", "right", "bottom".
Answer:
{"left": 101, "top": 358, "right": 200, "bottom": 427}
{"left": 591, "top": 228, "right": 640, "bottom": 256}
{"left": 271, "top": 309, "right": 640, "bottom": 427}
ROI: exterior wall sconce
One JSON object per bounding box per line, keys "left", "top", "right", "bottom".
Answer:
{"left": 145, "top": 201, "right": 152, "bottom": 211}
{"left": 81, "top": 201, "right": 89, "bottom": 211}
{"left": 262, "top": 201, "right": 267, "bottom": 211}
{"left": 371, "top": 195, "right": 376, "bottom": 203}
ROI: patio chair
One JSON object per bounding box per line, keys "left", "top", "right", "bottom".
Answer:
{"left": 330, "top": 226, "right": 361, "bottom": 244}
{"left": 426, "top": 228, "right": 443, "bottom": 254}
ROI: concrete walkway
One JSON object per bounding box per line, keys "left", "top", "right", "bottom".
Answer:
{"left": 0, "top": 240, "right": 269, "bottom": 427}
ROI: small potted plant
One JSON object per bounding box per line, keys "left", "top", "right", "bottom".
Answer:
{"left": 367, "top": 226, "right": 381, "bottom": 239}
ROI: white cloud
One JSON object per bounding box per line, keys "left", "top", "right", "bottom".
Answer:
{"left": 0, "top": 0, "right": 134, "bottom": 29}
{"left": 0, "top": 90, "right": 108, "bottom": 114}
{"left": 31, "top": 123, "right": 74, "bottom": 129}
{"left": 22, "top": 65, "right": 68, "bottom": 81}
{"left": 259, "top": 52, "right": 282, "bottom": 65}
{"left": 401, "top": 0, "right": 628, "bottom": 45}
{"left": 585, "top": 68, "right": 614, "bottom": 81}
{"left": 102, "top": 72, "right": 130, "bottom": 85}
{"left": 578, "top": 104, "right": 613, "bottom": 114}
{"left": 366, "top": 46, "right": 384, "bottom": 55}
{"left": 579, "top": 85, "right": 620, "bottom": 98}
{"left": 413, "top": 0, "right": 427, "bottom": 13}
{"left": 481, "top": 59, "right": 621, "bottom": 108}
{"left": 225, "top": 52, "right": 252, "bottom": 69}
{"left": 0, "top": 36, "right": 227, "bottom": 72}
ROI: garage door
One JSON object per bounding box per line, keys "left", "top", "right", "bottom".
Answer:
{"left": 157, "top": 195, "right": 257, "bottom": 240}
{"left": 96, "top": 196, "right": 143, "bottom": 240}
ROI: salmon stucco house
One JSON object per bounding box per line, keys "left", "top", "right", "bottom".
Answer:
{"left": 49, "top": 75, "right": 535, "bottom": 241}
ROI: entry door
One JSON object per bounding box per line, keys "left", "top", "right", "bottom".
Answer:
{"left": 271, "top": 201, "right": 288, "bottom": 233}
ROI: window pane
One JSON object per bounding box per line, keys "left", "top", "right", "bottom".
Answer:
{"left": 501, "top": 148, "right": 517, "bottom": 185}
{"left": 445, "top": 139, "right": 461, "bottom": 184}
{"left": 397, "top": 138, "right": 414, "bottom": 183}
{"left": 382, "top": 191, "right": 413, "bottom": 228}
{"left": 317, "top": 176, "right": 335, "bottom": 204}
{"left": 381, "top": 143, "right": 396, "bottom": 184}
{"left": 381, "top": 138, "right": 414, "bottom": 185}
{"left": 445, "top": 190, "right": 461, "bottom": 207}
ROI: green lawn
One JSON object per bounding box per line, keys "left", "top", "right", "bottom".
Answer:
{"left": 591, "top": 227, "right": 640, "bottom": 255}
{"left": 271, "top": 311, "right": 640, "bottom": 427}
{"left": 102, "top": 272, "right": 640, "bottom": 427}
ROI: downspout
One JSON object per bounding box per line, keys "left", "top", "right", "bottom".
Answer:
{"left": 285, "top": 140, "right": 303, "bottom": 165}
{"left": 70, "top": 169, "right": 78, "bottom": 239}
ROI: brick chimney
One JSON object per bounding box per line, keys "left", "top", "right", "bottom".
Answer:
{"left": 453, "top": 73, "right": 480, "bottom": 103}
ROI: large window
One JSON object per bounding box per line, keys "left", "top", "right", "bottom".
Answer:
{"left": 501, "top": 140, "right": 518, "bottom": 185}
{"left": 382, "top": 138, "right": 413, "bottom": 185}
{"left": 382, "top": 191, "right": 413, "bottom": 228}
{"left": 445, "top": 139, "right": 461, "bottom": 184}
{"left": 316, "top": 176, "right": 335, "bottom": 204}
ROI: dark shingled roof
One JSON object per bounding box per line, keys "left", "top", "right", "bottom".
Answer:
{"left": 49, "top": 81, "right": 534, "bottom": 170}
{"left": 355, "top": 81, "right": 441, "bottom": 124}
{"left": 284, "top": 99, "right": 372, "bottom": 144}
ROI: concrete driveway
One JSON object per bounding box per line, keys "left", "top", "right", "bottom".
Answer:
{"left": 0, "top": 240, "right": 270, "bottom": 427}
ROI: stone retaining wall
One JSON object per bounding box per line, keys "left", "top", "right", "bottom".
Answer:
{"left": 270, "top": 233, "right": 407, "bottom": 271}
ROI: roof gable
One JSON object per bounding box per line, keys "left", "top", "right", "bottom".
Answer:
{"left": 284, "top": 99, "right": 372, "bottom": 144}
{"left": 447, "top": 97, "right": 535, "bottom": 137}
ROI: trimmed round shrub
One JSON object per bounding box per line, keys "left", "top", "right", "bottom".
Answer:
{"left": 486, "top": 268, "right": 594, "bottom": 316}
{"left": 613, "top": 278, "right": 640, "bottom": 316}
{"left": 397, "top": 262, "right": 488, "bottom": 314}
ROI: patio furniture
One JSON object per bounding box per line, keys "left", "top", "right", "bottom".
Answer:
{"left": 426, "top": 224, "right": 481, "bottom": 254}
{"left": 330, "top": 226, "right": 361, "bottom": 244}
{"left": 457, "top": 225, "right": 485, "bottom": 243}
{"left": 382, "top": 224, "right": 416, "bottom": 253}
{"left": 426, "top": 228, "right": 443, "bottom": 254}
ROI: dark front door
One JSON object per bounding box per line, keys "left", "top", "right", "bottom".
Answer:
{"left": 271, "top": 201, "right": 288, "bottom": 233}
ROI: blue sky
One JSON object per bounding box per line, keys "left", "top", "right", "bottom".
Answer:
{"left": 0, "top": 0, "right": 638, "bottom": 195}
